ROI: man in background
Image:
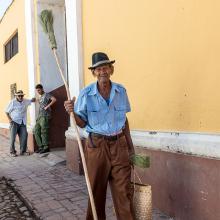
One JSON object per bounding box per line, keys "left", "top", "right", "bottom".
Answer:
{"left": 34, "top": 84, "right": 56, "bottom": 154}
{"left": 5, "top": 90, "right": 35, "bottom": 157}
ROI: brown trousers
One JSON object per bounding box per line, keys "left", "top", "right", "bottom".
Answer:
{"left": 85, "top": 134, "right": 134, "bottom": 220}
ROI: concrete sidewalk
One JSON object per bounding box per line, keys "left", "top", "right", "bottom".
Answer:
{"left": 0, "top": 135, "right": 173, "bottom": 220}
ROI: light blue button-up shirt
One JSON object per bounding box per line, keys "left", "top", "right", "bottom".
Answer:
{"left": 5, "top": 99, "right": 32, "bottom": 125}
{"left": 74, "top": 82, "right": 131, "bottom": 135}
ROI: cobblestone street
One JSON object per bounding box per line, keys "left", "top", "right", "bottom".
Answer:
{"left": 0, "top": 135, "right": 173, "bottom": 220}
{"left": 0, "top": 178, "right": 35, "bottom": 220}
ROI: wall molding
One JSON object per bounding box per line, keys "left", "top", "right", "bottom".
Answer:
{"left": 0, "top": 123, "right": 34, "bottom": 133}
{"left": 0, "top": 123, "right": 10, "bottom": 129}
{"left": 1, "top": 121, "right": 220, "bottom": 159}
{"left": 65, "top": 127, "right": 220, "bottom": 160}
{"left": 25, "top": 0, "right": 37, "bottom": 126}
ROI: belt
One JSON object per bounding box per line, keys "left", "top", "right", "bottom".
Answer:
{"left": 90, "top": 132, "right": 124, "bottom": 141}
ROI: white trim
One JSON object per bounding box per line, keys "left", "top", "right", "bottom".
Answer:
{"left": 131, "top": 130, "right": 220, "bottom": 160}
{"left": 25, "top": 0, "right": 37, "bottom": 127}
{"left": 0, "top": 123, "right": 34, "bottom": 133}
{"left": 65, "top": 128, "right": 220, "bottom": 160}
{"left": 0, "top": 123, "right": 10, "bottom": 129}
{"left": 65, "top": 0, "right": 84, "bottom": 98}
{"left": 27, "top": 125, "right": 34, "bottom": 133}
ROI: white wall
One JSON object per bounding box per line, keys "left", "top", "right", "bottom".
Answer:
{"left": 65, "top": 0, "right": 84, "bottom": 98}
{"left": 25, "top": 0, "right": 37, "bottom": 127}
{"left": 37, "top": 0, "right": 67, "bottom": 92}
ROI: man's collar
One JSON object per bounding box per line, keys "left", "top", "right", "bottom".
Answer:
{"left": 40, "top": 91, "right": 45, "bottom": 97}
{"left": 15, "top": 98, "right": 23, "bottom": 103}
{"left": 88, "top": 83, "right": 98, "bottom": 96}
{"left": 112, "top": 83, "right": 120, "bottom": 93}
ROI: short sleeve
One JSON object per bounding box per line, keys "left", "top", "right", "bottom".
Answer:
{"left": 124, "top": 90, "right": 131, "bottom": 113}
{"left": 25, "top": 99, "right": 32, "bottom": 106}
{"left": 74, "top": 92, "right": 88, "bottom": 122}
{"left": 47, "top": 93, "right": 52, "bottom": 100}
{"left": 5, "top": 101, "right": 13, "bottom": 113}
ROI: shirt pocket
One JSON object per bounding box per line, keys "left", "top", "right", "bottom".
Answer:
{"left": 87, "top": 105, "right": 100, "bottom": 126}
{"left": 15, "top": 105, "right": 23, "bottom": 114}
{"left": 114, "top": 103, "right": 127, "bottom": 122}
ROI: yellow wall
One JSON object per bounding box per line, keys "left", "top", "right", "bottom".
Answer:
{"left": 0, "top": 0, "right": 29, "bottom": 124}
{"left": 82, "top": 0, "right": 220, "bottom": 133}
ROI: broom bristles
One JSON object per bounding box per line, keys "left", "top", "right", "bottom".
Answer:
{"left": 131, "top": 154, "right": 150, "bottom": 168}
{"left": 40, "top": 10, "right": 57, "bottom": 49}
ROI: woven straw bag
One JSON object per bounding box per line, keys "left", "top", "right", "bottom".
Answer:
{"left": 132, "top": 169, "right": 152, "bottom": 220}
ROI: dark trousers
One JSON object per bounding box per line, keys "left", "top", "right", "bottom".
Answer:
{"left": 10, "top": 121, "right": 28, "bottom": 153}
{"left": 85, "top": 134, "right": 134, "bottom": 220}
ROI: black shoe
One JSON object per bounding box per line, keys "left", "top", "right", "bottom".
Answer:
{"left": 20, "top": 151, "right": 30, "bottom": 156}
{"left": 39, "top": 148, "right": 50, "bottom": 154}
{"left": 35, "top": 148, "right": 43, "bottom": 153}
{"left": 10, "top": 152, "right": 17, "bottom": 157}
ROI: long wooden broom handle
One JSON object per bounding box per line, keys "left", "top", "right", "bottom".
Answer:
{"left": 53, "top": 49, "right": 98, "bottom": 220}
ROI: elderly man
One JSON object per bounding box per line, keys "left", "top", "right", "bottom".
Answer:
{"left": 5, "top": 90, "right": 35, "bottom": 157}
{"left": 64, "top": 52, "right": 135, "bottom": 220}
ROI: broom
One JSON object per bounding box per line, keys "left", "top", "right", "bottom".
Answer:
{"left": 131, "top": 154, "right": 150, "bottom": 168}
{"left": 39, "top": 10, "right": 98, "bottom": 220}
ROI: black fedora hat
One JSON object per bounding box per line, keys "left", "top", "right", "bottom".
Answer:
{"left": 88, "top": 52, "right": 115, "bottom": 70}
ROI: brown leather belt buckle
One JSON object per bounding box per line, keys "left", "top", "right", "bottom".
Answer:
{"left": 90, "top": 132, "right": 124, "bottom": 141}
{"left": 103, "top": 132, "right": 124, "bottom": 141}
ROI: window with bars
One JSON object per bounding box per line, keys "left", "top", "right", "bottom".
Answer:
{"left": 4, "top": 32, "right": 18, "bottom": 63}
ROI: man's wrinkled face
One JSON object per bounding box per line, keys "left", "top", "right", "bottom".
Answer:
{"left": 93, "top": 64, "right": 113, "bottom": 84}
{"left": 16, "top": 95, "right": 24, "bottom": 102}
{"left": 36, "top": 88, "right": 44, "bottom": 95}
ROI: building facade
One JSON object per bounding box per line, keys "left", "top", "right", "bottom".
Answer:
{"left": 1, "top": 0, "right": 220, "bottom": 219}
{"left": 0, "top": 0, "right": 69, "bottom": 150}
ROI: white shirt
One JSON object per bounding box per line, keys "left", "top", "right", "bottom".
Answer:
{"left": 5, "top": 98, "right": 32, "bottom": 125}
